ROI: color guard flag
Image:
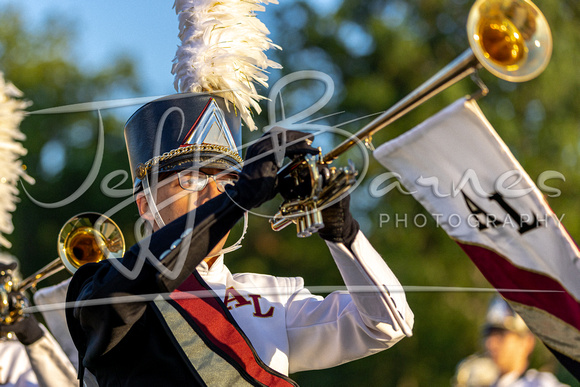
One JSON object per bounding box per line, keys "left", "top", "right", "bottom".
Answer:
{"left": 373, "top": 98, "right": 580, "bottom": 379}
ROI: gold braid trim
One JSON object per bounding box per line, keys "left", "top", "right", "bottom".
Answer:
{"left": 136, "top": 144, "right": 243, "bottom": 179}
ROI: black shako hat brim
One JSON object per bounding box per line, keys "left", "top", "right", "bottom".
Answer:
{"left": 124, "top": 93, "right": 243, "bottom": 190}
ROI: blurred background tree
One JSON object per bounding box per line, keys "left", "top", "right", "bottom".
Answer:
{"left": 247, "top": 0, "right": 579, "bottom": 385}
{"left": 1, "top": 0, "right": 578, "bottom": 386}
{"left": 0, "top": 7, "right": 142, "bottom": 279}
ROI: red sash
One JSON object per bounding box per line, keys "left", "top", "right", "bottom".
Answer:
{"left": 154, "top": 273, "right": 298, "bottom": 386}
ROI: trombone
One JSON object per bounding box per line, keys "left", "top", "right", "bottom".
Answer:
{"left": 1, "top": 212, "right": 125, "bottom": 326}
{"left": 271, "top": 0, "right": 552, "bottom": 237}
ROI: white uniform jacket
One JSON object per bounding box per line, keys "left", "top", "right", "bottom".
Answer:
{"left": 493, "top": 369, "right": 569, "bottom": 387}
{"left": 0, "top": 326, "right": 77, "bottom": 387}
{"left": 198, "top": 230, "right": 414, "bottom": 376}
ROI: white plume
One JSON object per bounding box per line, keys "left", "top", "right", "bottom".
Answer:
{"left": 0, "top": 72, "right": 34, "bottom": 248}
{"left": 172, "top": 0, "right": 281, "bottom": 131}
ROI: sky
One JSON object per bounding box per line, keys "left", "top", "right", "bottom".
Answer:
{"left": 3, "top": 0, "right": 341, "bottom": 98}
{"left": 4, "top": 1, "right": 190, "bottom": 96}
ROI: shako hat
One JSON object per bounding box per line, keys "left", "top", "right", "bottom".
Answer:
{"left": 482, "top": 296, "right": 530, "bottom": 336}
{"left": 124, "top": 93, "right": 243, "bottom": 190}
{"left": 125, "top": 0, "right": 281, "bottom": 190}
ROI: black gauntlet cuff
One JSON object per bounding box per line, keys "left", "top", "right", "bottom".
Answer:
{"left": 13, "top": 315, "right": 44, "bottom": 345}
{"left": 318, "top": 197, "right": 360, "bottom": 247}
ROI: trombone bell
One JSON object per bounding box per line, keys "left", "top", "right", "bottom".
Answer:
{"left": 1, "top": 213, "right": 125, "bottom": 327}
{"left": 468, "top": 0, "right": 552, "bottom": 82}
{"left": 63, "top": 227, "right": 108, "bottom": 269}
{"left": 478, "top": 17, "right": 526, "bottom": 67}
{"left": 16, "top": 212, "right": 125, "bottom": 292}
{"left": 58, "top": 213, "right": 125, "bottom": 274}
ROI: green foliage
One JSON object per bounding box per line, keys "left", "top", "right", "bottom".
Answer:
{"left": 0, "top": 6, "right": 142, "bottom": 277}
{"left": 264, "top": 0, "right": 580, "bottom": 385}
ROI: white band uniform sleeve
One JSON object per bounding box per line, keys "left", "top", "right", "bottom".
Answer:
{"left": 24, "top": 325, "right": 77, "bottom": 387}
{"left": 285, "top": 231, "right": 413, "bottom": 373}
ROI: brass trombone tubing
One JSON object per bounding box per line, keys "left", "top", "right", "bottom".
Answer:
{"left": 276, "top": 50, "right": 481, "bottom": 180}
{"left": 322, "top": 49, "right": 482, "bottom": 163}
{"left": 17, "top": 258, "right": 64, "bottom": 292}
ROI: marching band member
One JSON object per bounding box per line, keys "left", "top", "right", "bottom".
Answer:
{"left": 482, "top": 297, "right": 566, "bottom": 387}
{"left": 0, "top": 259, "right": 77, "bottom": 387}
{"left": 0, "top": 60, "right": 77, "bottom": 387}
{"left": 452, "top": 297, "right": 567, "bottom": 387}
{"left": 66, "top": 1, "right": 413, "bottom": 385}
{"left": 66, "top": 93, "right": 413, "bottom": 386}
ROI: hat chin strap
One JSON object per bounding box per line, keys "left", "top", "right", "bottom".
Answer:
{"left": 142, "top": 174, "right": 248, "bottom": 257}
{"left": 142, "top": 174, "right": 167, "bottom": 229}
{"left": 215, "top": 211, "right": 248, "bottom": 256}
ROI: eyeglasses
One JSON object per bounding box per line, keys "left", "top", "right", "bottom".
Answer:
{"left": 177, "top": 170, "right": 239, "bottom": 193}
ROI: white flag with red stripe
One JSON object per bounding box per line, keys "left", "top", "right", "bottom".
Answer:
{"left": 373, "top": 98, "right": 580, "bottom": 378}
